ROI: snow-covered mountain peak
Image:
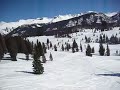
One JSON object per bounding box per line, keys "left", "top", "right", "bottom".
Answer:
{"left": 105, "top": 12, "right": 118, "bottom": 17}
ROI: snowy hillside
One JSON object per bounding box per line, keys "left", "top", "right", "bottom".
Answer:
{"left": 0, "top": 27, "right": 120, "bottom": 90}
{"left": 0, "top": 14, "right": 80, "bottom": 34}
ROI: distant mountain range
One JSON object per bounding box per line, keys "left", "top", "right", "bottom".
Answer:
{"left": 0, "top": 11, "right": 120, "bottom": 37}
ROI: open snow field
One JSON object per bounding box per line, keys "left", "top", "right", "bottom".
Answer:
{"left": 0, "top": 28, "right": 120, "bottom": 90}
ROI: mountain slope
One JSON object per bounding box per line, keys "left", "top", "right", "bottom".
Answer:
{"left": 0, "top": 14, "right": 81, "bottom": 35}
{"left": 7, "top": 12, "right": 115, "bottom": 37}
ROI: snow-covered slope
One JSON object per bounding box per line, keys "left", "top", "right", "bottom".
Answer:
{"left": 0, "top": 28, "right": 120, "bottom": 90}
{"left": 105, "top": 12, "right": 118, "bottom": 17}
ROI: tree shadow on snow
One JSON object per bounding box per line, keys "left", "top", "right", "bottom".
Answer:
{"left": 2, "top": 57, "right": 12, "bottom": 60}
{"left": 16, "top": 71, "right": 34, "bottom": 74}
{"left": 18, "top": 58, "right": 33, "bottom": 60}
{"left": 96, "top": 73, "right": 120, "bottom": 77}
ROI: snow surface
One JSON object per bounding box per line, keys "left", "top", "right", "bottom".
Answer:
{"left": 105, "top": 12, "right": 118, "bottom": 17}
{"left": 0, "top": 28, "right": 120, "bottom": 90}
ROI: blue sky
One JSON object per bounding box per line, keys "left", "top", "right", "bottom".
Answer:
{"left": 0, "top": 0, "right": 120, "bottom": 22}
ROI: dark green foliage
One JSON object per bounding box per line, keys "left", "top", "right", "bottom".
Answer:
{"left": 72, "top": 39, "right": 78, "bottom": 53}
{"left": 50, "top": 42, "right": 52, "bottom": 48}
{"left": 91, "top": 47, "right": 95, "bottom": 53}
{"left": 106, "top": 44, "right": 110, "bottom": 56}
{"left": 0, "top": 34, "right": 7, "bottom": 54}
{"left": 66, "top": 43, "right": 70, "bottom": 51}
{"left": 47, "top": 38, "right": 49, "bottom": 45}
{"left": 86, "top": 44, "right": 92, "bottom": 56}
{"left": 0, "top": 42, "right": 3, "bottom": 60}
{"left": 42, "top": 42, "right": 47, "bottom": 53}
{"left": 32, "top": 44, "right": 44, "bottom": 74}
{"left": 49, "top": 53, "right": 53, "bottom": 61}
{"left": 99, "top": 43, "right": 105, "bottom": 56}
{"left": 80, "top": 43, "right": 83, "bottom": 52}
{"left": 6, "top": 37, "right": 18, "bottom": 61}
{"left": 61, "top": 44, "right": 64, "bottom": 51}
{"left": 54, "top": 45, "right": 57, "bottom": 51}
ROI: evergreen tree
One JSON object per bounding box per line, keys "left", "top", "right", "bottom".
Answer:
{"left": 42, "top": 42, "right": 47, "bottom": 53}
{"left": 49, "top": 53, "right": 53, "bottom": 61}
{"left": 0, "top": 42, "right": 3, "bottom": 60}
{"left": 54, "top": 45, "right": 57, "bottom": 51}
{"left": 106, "top": 35, "right": 109, "bottom": 43}
{"left": 85, "top": 36, "right": 88, "bottom": 43}
{"left": 25, "top": 39, "right": 33, "bottom": 60}
{"left": 0, "top": 34, "right": 7, "bottom": 54}
{"left": 47, "top": 38, "right": 49, "bottom": 45}
{"left": 86, "top": 44, "right": 92, "bottom": 56}
{"left": 32, "top": 44, "right": 44, "bottom": 74}
{"left": 99, "top": 34, "right": 103, "bottom": 43}
{"left": 106, "top": 44, "right": 110, "bottom": 56}
{"left": 6, "top": 37, "right": 18, "bottom": 61}
{"left": 91, "top": 47, "right": 95, "bottom": 53}
{"left": 72, "top": 39, "right": 78, "bottom": 53}
{"left": 50, "top": 42, "right": 52, "bottom": 48}
{"left": 99, "top": 43, "right": 105, "bottom": 56}
{"left": 61, "top": 44, "right": 64, "bottom": 51}
{"left": 80, "top": 43, "right": 83, "bottom": 52}
{"left": 66, "top": 43, "right": 70, "bottom": 51}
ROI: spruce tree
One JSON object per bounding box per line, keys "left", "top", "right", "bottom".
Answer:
{"left": 50, "top": 42, "right": 52, "bottom": 48}
{"left": 54, "top": 45, "right": 57, "bottom": 51}
{"left": 0, "top": 42, "right": 3, "bottom": 60}
{"left": 99, "top": 43, "right": 105, "bottom": 56}
{"left": 72, "top": 39, "right": 78, "bottom": 53}
{"left": 86, "top": 44, "right": 92, "bottom": 56}
{"left": 32, "top": 45, "right": 44, "bottom": 74}
{"left": 6, "top": 37, "right": 18, "bottom": 61}
{"left": 49, "top": 53, "right": 53, "bottom": 61}
{"left": 106, "top": 44, "right": 110, "bottom": 56}
{"left": 91, "top": 47, "right": 95, "bottom": 53}
{"left": 42, "top": 42, "right": 47, "bottom": 53}
{"left": 61, "top": 44, "right": 64, "bottom": 51}
{"left": 80, "top": 43, "right": 83, "bottom": 52}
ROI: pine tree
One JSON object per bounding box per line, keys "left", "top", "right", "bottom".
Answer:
{"left": 50, "top": 42, "right": 52, "bottom": 48}
{"left": 91, "top": 47, "right": 95, "bottom": 53}
{"left": 61, "top": 44, "right": 64, "bottom": 51}
{"left": 54, "top": 45, "right": 57, "bottom": 51}
{"left": 99, "top": 43, "right": 105, "bottom": 56}
{"left": 66, "top": 43, "right": 70, "bottom": 51}
{"left": 0, "top": 42, "right": 3, "bottom": 60}
{"left": 32, "top": 45, "right": 44, "bottom": 74}
{"left": 47, "top": 38, "right": 49, "bottom": 45}
{"left": 86, "top": 44, "right": 92, "bottom": 56}
{"left": 24, "top": 40, "right": 33, "bottom": 60}
{"left": 80, "top": 43, "right": 83, "bottom": 52}
{"left": 106, "top": 44, "right": 110, "bottom": 56}
{"left": 49, "top": 53, "right": 53, "bottom": 61}
{"left": 42, "top": 42, "right": 47, "bottom": 53}
{"left": 72, "top": 39, "right": 78, "bottom": 53}
{"left": 6, "top": 37, "right": 18, "bottom": 61}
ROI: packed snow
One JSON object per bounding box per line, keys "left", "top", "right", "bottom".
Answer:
{"left": 0, "top": 28, "right": 120, "bottom": 90}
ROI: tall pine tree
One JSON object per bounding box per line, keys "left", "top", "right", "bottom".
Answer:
{"left": 99, "top": 43, "right": 105, "bottom": 56}
{"left": 32, "top": 44, "right": 44, "bottom": 74}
